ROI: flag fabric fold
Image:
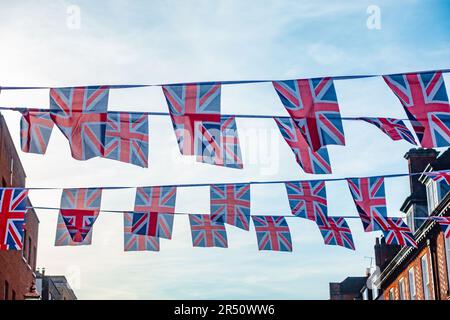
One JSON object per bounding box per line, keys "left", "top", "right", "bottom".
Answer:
{"left": 123, "top": 212, "right": 160, "bottom": 252}
{"left": 252, "top": 216, "right": 292, "bottom": 252}
{"left": 347, "top": 177, "right": 388, "bottom": 232}
{"left": 189, "top": 214, "right": 228, "bottom": 248}
{"left": 60, "top": 209, "right": 98, "bottom": 243}
{"left": 162, "top": 83, "right": 222, "bottom": 158}
{"left": 382, "top": 218, "right": 417, "bottom": 248}
{"left": 20, "top": 111, "right": 54, "bottom": 154}
{"left": 274, "top": 117, "right": 332, "bottom": 174}
{"left": 0, "top": 188, "right": 28, "bottom": 250}
{"left": 316, "top": 216, "right": 355, "bottom": 250}
{"left": 55, "top": 188, "right": 102, "bottom": 246}
{"left": 273, "top": 77, "right": 345, "bottom": 151}
{"left": 103, "top": 112, "right": 149, "bottom": 168}
{"left": 285, "top": 181, "right": 328, "bottom": 222}
{"left": 50, "top": 86, "right": 109, "bottom": 160}
{"left": 359, "top": 117, "right": 417, "bottom": 145}
{"left": 210, "top": 183, "right": 250, "bottom": 230}
{"left": 383, "top": 71, "right": 450, "bottom": 148}
{"left": 133, "top": 186, "right": 177, "bottom": 239}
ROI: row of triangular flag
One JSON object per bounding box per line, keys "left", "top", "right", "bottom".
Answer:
{"left": 17, "top": 70, "right": 450, "bottom": 171}
{"left": 1, "top": 171, "right": 449, "bottom": 252}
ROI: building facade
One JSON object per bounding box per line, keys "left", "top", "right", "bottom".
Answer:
{"left": 0, "top": 113, "right": 39, "bottom": 300}
{"left": 36, "top": 270, "right": 77, "bottom": 300}
{"left": 330, "top": 148, "right": 450, "bottom": 300}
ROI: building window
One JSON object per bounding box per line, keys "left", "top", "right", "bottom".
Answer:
{"left": 399, "top": 278, "right": 406, "bottom": 300}
{"left": 12, "top": 290, "right": 16, "bottom": 300}
{"left": 408, "top": 267, "right": 416, "bottom": 300}
{"left": 27, "top": 237, "right": 32, "bottom": 265}
{"left": 406, "top": 206, "right": 415, "bottom": 233}
{"left": 388, "top": 288, "right": 395, "bottom": 300}
{"left": 4, "top": 281, "right": 9, "bottom": 300}
{"left": 443, "top": 235, "right": 450, "bottom": 291}
{"left": 426, "top": 180, "right": 439, "bottom": 214}
{"left": 421, "top": 254, "right": 431, "bottom": 300}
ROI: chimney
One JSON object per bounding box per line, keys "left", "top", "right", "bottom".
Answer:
{"left": 374, "top": 237, "right": 400, "bottom": 273}
{"left": 404, "top": 148, "right": 438, "bottom": 196}
{"left": 403, "top": 148, "right": 438, "bottom": 230}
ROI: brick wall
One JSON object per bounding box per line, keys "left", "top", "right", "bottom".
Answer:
{"left": 0, "top": 114, "right": 39, "bottom": 300}
{"left": 383, "top": 246, "right": 434, "bottom": 300}
{"left": 436, "top": 231, "right": 450, "bottom": 299}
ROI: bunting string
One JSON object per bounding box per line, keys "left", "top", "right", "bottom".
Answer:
{"left": 0, "top": 68, "right": 449, "bottom": 90}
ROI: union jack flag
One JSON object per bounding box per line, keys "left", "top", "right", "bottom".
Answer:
{"left": 431, "top": 216, "right": 450, "bottom": 239}
{"left": 55, "top": 188, "right": 102, "bottom": 246}
{"left": 197, "top": 116, "right": 243, "bottom": 169}
{"left": 424, "top": 171, "right": 450, "bottom": 185}
{"left": 133, "top": 186, "right": 177, "bottom": 239}
{"left": 252, "top": 216, "right": 292, "bottom": 252}
{"left": 274, "top": 117, "right": 332, "bottom": 174}
{"left": 347, "top": 177, "right": 388, "bottom": 232}
{"left": 103, "top": 113, "right": 149, "bottom": 168}
{"left": 383, "top": 71, "right": 450, "bottom": 148}
{"left": 210, "top": 184, "right": 250, "bottom": 230}
{"left": 189, "top": 214, "right": 228, "bottom": 248}
{"left": 285, "top": 181, "right": 328, "bottom": 223}
{"left": 20, "top": 111, "right": 54, "bottom": 154}
{"left": 55, "top": 213, "right": 93, "bottom": 246}
{"left": 382, "top": 217, "right": 417, "bottom": 247}
{"left": 162, "top": 83, "right": 222, "bottom": 158}
{"left": 123, "top": 212, "right": 159, "bottom": 252}
{"left": 0, "top": 188, "right": 28, "bottom": 250}
{"left": 359, "top": 117, "right": 417, "bottom": 145}
{"left": 317, "top": 217, "right": 355, "bottom": 250}
{"left": 50, "top": 86, "right": 109, "bottom": 160}
{"left": 60, "top": 209, "right": 98, "bottom": 243}
{"left": 273, "top": 78, "right": 345, "bottom": 151}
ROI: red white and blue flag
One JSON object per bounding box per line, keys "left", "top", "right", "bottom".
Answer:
{"left": 197, "top": 116, "right": 243, "bottom": 169}
{"left": 317, "top": 217, "right": 355, "bottom": 250}
{"left": 189, "top": 214, "right": 228, "bottom": 248}
{"left": 210, "top": 184, "right": 250, "bottom": 230}
{"left": 383, "top": 71, "right": 450, "bottom": 148}
{"left": 347, "top": 177, "right": 388, "bottom": 232}
{"left": 252, "top": 216, "right": 292, "bottom": 252}
{"left": 273, "top": 77, "right": 345, "bottom": 151}
{"left": 55, "top": 188, "right": 102, "bottom": 246}
{"left": 103, "top": 113, "right": 149, "bottom": 168}
{"left": 55, "top": 213, "right": 93, "bottom": 246}
{"left": 285, "top": 181, "right": 328, "bottom": 222}
{"left": 123, "top": 212, "right": 159, "bottom": 252}
{"left": 382, "top": 218, "right": 417, "bottom": 247}
{"left": 431, "top": 216, "right": 450, "bottom": 239}
{"left": 0, "top": 188, "right": 28, "bottom": 250}
{"left": 359, "top": 117, "right": 417, "bottom": 145}
{"left": 20, "top": 111, "right": 54, "bottom": 154}
{"left": 60, "top": 209, "right": 98, "bottom": 243}
{"left": 275, "top": 117, "right": 332, "bottom": 174}
{"left": 133, "top": 186, "right": 177, "bottom": 239}
{"left": 50, "top": 86, "right": 109, "bottom": 160}
{"left": 424, "top": 171, "right": 450, "bottom": 185}
{"left": 162, "top": 83, "right": 222, "bottom": 158}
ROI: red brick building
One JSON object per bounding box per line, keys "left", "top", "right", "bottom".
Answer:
{"left": 376, "top": 148, "right": 450, "bottom": 300}
{"left": 0, "top": 113, "right": 39, "bottom": 300}
{"left": 331, "top": 148, "right": 450, "bottom": 300}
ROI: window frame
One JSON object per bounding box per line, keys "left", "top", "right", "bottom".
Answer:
{"left": 408, "top": 267, "right": 416, "bottom": 300}
{"left": 388, "top": 288, "right": 395, "bottom": 300}
{"left": 399, "top": 278, "right": 406, "bottom": 300}
{"left": 421, "top": 254, "right": 431, "bottom": 300}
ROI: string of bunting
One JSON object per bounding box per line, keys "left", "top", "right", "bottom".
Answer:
{"left": 0, "top": 68, "right": 447, "bottom": 172}
{"left": 1, "top": 171, "right": 449, "bottom": 252}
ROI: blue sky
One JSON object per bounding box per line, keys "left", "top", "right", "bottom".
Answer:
{"left": 0, "top": 0, "right": 449, "bottom": 299}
